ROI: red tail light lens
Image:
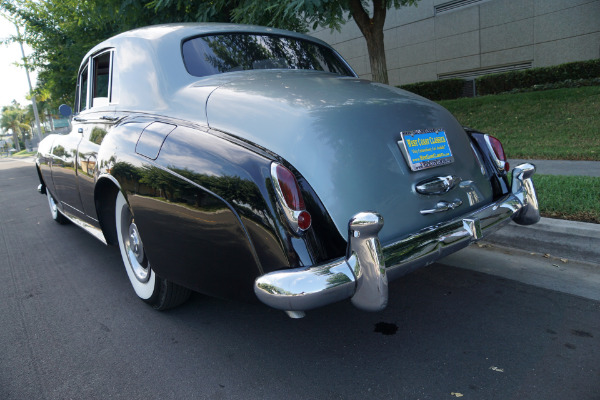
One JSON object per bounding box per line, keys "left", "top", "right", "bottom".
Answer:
{"left": 485, "top": 135, "right": 509, "bottom": 172}
{"left": 274, "top": 164, "right": 305, "bottom": 210}
{"left": 271, "top": 163, "right": 311, "bottom": 232}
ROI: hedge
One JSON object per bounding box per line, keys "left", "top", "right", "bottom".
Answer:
{"left": 399, "top": 78, "right": 464, "bottom": 101}
{"left": 398, "top": 59, "right": 600, "bottom": 100}
{"left": 475, "top": 59, "right": 600, "bottom": 95}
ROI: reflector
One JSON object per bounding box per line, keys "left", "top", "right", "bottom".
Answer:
{"left": 297, "top": 211, "right": 312, "bottom": 231}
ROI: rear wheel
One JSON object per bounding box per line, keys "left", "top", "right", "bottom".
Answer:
{"left": 115, "top": 191, "right": 191, "bottom": 310}
{"left": 47, "top": 191, "right": 68, "bottom": 224}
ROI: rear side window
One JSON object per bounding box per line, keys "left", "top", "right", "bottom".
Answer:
{"left": 182, "top": 33, "right": 353, "bottom": 78}
{"left": 92, "top": 50, "right": 113, "bottom": 107}
{"left": 77, "top": 64, "right": 89, "bottom": 112}
{"left": 75, "top": 49, "right": 115, "bottom": 113}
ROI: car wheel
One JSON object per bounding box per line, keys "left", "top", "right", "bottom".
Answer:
{"left": 115, "top": 191, "right": 191, "bottom": 310}
{"left": 47, "top": 190, "right": 68, "bottom": 224}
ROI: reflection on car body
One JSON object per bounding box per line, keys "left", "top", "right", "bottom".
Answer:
{"left": 35, "top": 23, "right": 539, "bottom": 317}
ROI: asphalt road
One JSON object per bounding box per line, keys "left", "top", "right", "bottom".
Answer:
{"left": 1, "top": 159, "right": 599, "bottom": 400}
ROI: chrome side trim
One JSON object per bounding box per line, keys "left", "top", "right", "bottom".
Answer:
{"left": 61, "top": 210, "right": 108, "bottom": 245}
{"left": 254, "top": 163, "right": 539, "bottom": 313}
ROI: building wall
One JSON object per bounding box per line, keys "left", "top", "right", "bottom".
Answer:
{"left": 310, "top": 0, "right": 600, "bottom": 85}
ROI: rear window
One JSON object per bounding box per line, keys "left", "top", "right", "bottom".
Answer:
{"left": 182, "top": 33, "right": 353, "bottom": 78}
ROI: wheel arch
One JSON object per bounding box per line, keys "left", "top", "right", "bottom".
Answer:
{"left": 94, "top": 174, "right": 121, "bottom": 246}
{"left": 35, "top": 163, "right": 47, "bottom": 194}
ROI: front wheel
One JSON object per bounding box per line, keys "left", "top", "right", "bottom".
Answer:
{"left": 115, "top": 191, "right": 191, "bottom": 310}
{"left": 47, "top": 190, "right": 68, "bottom": 224}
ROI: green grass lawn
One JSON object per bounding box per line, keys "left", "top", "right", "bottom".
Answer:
{"left": 439, "top": 86, "right": 600, "bottom": 160}
{"left": 533, "top": 174, "right": 600, "bottom": 223}
{"left": 439, "top": 86, "right": 600, "bottom": 223}
{"left": 11, "top": 150, "right": 36, "bottom": 157}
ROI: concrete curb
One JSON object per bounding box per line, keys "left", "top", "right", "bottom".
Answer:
{"left": 484, "top": 217, "right": 600, "bottom": 265}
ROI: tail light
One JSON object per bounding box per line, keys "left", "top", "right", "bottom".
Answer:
{"left": 271, "top": 162, "right": 312, "bottom": 232}
{"left": 484, "top": 134, "right": 509, "bottom": 172}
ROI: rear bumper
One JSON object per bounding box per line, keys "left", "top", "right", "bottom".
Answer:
{"left": 254, "top": 163, "right": 540, "bottom": 313}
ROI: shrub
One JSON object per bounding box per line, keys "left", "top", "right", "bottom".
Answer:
{"left": 399, "top": 78, "right": 465, "bottom": 101}
{"left": 476, "top": 59, "right": 600, "bottom": 95}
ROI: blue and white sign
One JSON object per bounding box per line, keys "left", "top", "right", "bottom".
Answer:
{"left": 400, "top": 129, "right": 454, "bottom": 171}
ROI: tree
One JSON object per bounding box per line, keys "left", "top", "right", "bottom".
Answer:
{"left": 1, "top": 0, "right": 418, "bottom": 109}
{"left": 245, "top": 0, "right": 421, "bottom": 84}
{"left": 1, "top": 101, "right": 30, "bottom": 151}
{"left": 1, "top": 0, "right": 217, "bottom": 109}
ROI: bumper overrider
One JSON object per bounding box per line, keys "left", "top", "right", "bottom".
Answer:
{"left": 254, "top": 163, "right": 540, "bottom": 316}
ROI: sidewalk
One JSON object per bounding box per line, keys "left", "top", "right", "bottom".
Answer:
{"left": 510, "top": 158, "right": 600, "bottom": 177}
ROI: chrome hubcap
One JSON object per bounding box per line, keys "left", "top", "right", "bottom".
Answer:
{"left": 128, "top": 223, "right": 144, "bottom": 263}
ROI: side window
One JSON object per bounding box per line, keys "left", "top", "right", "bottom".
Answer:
{"left": 77, "top": 64, "right": 89, "bottom": 113}
{"left": 91, "top": 51, "right": 112, "bottom": 108}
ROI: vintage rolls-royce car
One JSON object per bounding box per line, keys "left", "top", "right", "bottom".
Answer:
{"left": 36, "top": 23, "right": 539, "bottom": 318}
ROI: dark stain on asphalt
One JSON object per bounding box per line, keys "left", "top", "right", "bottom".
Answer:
{"left": 546, "top": 328, "right": 557, "bottom": 335}
{"left": 570, "top": 329, "right": 593, "bottom": 338}
{"left": 564, "top": 343, "right": 576, "bottom": 350}
{"left": 374, "top": 322, "right": 398, "bottom": 335}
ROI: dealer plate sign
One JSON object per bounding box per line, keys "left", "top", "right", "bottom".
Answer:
{"left": 399, "top": 129, "right": 454, "bottom": 171}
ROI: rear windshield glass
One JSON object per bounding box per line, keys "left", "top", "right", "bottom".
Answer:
{"left": 182, "top": 33, "right": 354, "bottom": 77}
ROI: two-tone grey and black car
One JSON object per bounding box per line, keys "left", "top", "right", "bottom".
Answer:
{"left": 35, "top": 23, "right": 539, "bottom": 317}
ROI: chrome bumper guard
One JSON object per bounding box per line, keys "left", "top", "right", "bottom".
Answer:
{"left": 254, "top": 163, "right": 539, "bottom": 314}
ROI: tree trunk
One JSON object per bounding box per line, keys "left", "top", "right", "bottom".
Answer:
{"left": 48, "top": 110, "right": 55, "bottom": 131}
{"left": 12, "top": 130, "right": 21, "bottom": 151}
{"left": 349, "top": 0, "right": 389, "bottom": 84}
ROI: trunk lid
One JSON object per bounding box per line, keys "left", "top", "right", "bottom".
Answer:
{"left": 205, "top": 70, "right": 493, "bottom": 244}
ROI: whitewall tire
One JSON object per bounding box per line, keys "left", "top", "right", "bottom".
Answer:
{"left": 115, "top": 191, "right": 190, "bottom": 309}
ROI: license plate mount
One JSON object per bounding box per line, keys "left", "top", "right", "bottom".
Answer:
{"left": 399, "top": 129, "right": 454, "bottom": 172}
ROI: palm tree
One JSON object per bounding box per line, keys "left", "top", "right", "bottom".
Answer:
{"left": 1, "top": 101, "right": 30, "bottom": 151}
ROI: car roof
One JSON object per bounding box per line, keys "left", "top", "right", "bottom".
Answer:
{"left": 83, "top": 23, "right": 330, "bottom": 62}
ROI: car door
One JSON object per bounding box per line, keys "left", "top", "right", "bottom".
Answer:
{"left": 75, "top": 49, "right": 122, "bottom": 221}
{"left": 50, "top": 61, "right": 89, "bottom": 215}
{"left": 51, "top": 49, "right": 122, "bottom": 222}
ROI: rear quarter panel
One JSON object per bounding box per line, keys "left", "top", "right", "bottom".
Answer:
{"left": 98, "top": 119, "right": 298, "bottom": 300}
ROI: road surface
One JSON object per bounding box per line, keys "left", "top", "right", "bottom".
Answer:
{"left": 1, "top": 158, "right": 599, "bottom": 399}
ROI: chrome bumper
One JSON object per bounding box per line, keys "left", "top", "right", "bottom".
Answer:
{"left": 254, "top": 163, "right": 539, "bottom": 314}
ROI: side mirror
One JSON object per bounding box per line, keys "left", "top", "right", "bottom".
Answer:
{"left": 59, "top": 104, "right": 73, "bottom": 118}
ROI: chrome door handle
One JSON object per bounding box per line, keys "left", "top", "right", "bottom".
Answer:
{"left": 420, "top": 200, "right": 463, "bottom": 215}
{"left": 101, "top": 115, "right": 119, "bottom": 121}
